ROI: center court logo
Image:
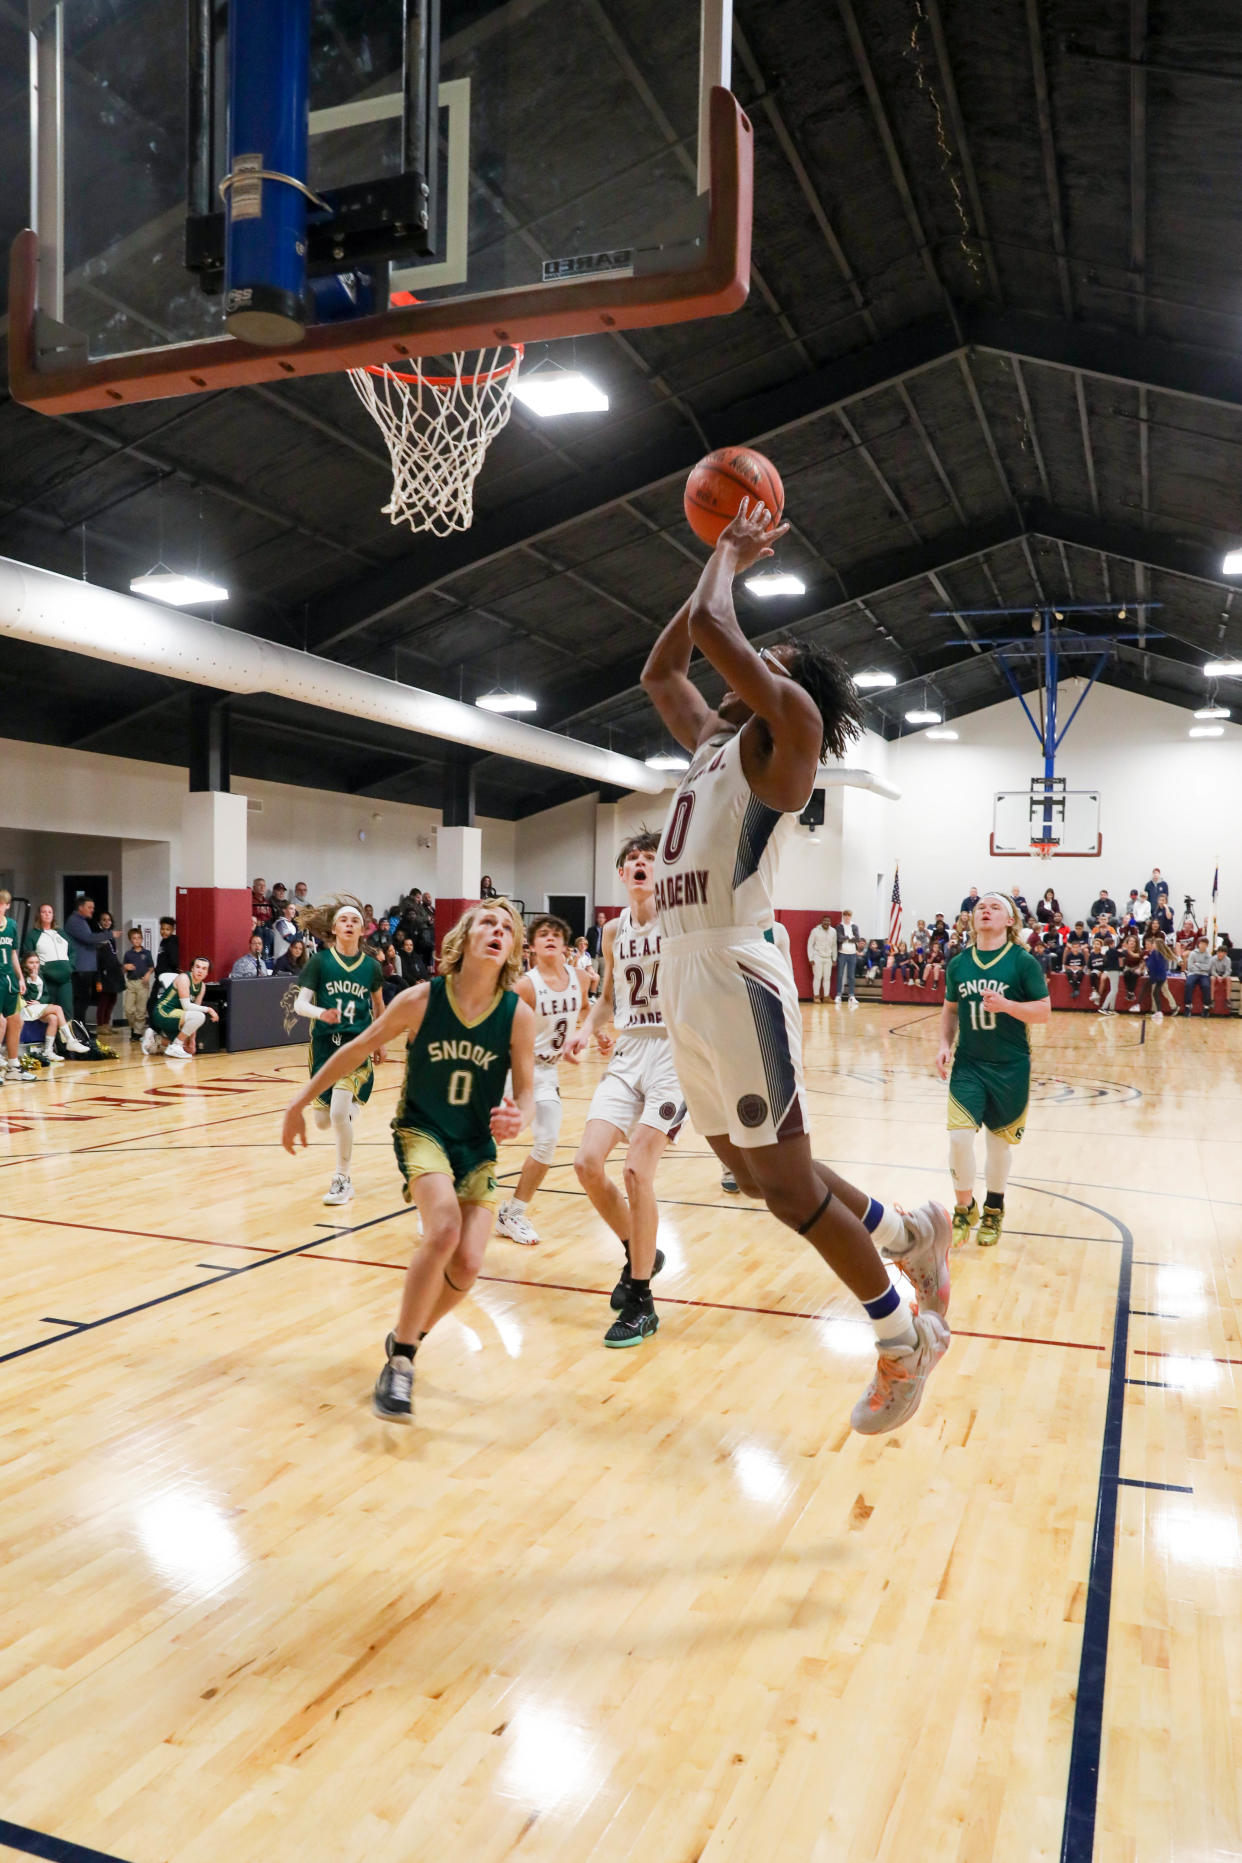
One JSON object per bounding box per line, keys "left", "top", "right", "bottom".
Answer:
{"left": 736, "top": 1093, "right": 767, "bottom": 1128}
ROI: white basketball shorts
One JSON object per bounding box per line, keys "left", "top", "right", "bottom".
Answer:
{"left": 660, "top": 926, "right": 809, "bottom": 1149}
{"left": 586, "top": 1032, "right": 685, "bottom": 1140}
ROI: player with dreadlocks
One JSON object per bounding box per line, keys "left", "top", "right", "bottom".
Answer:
{"left": 643, "top": 498, "right": 952, "bottom": 1434}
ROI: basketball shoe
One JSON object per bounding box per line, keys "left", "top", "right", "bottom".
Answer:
{"left": 165, "top": 1042, "right": 192, "bottom": 1059}
{"left": 140, "top": 1029, "right": 159, "bottom": 1054}
{"left": 951, "top": 1199, "right": 979, "bottom": 1248}
{"left": 882, "top": 1201, "right": 951, "bottom": 1319}
{"left": 851, "top": 1311, "right": 950, "bottom": 1435}
{"left": 720, "top": 1168, "right": 739, "bottom": 1194}
{"left": 496, "top": 1200, "right": 539, "bottom": 1245}
{"left": 976, "top": 1204, "right": 1004, "bottom": 1247}
{"left": 610, "top": 1247, "right": 665, "bottom": 1311}
{"left": 604, "top": 1302, "right": 659, "bottom": 1348}
{"left": 323, "top": 1174, "right": 353, "bottom": 1207}
{"left": 373, "top": 1333, "right": 414, "bottom": 1422}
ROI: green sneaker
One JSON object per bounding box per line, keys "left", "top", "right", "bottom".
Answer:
{"left": 976, "top": 1205, "right": 1004, "bottom": 1248}
{"left": 951, "top": 1199, "right": 978, "bottom": 1248}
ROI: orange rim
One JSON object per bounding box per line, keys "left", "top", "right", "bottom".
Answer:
{"left": 361, "top": 344, "right": 524, "bottom": 389}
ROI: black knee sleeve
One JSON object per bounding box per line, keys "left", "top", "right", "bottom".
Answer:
{"left": 797, "top": 1187, "right": 833, "bottom": 1237}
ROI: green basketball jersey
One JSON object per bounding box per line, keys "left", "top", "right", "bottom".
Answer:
{"left": 0, "top": 918, "right": 19, "bottom": 1002}
{"left": 396, "top": 976, "right": 518, "bottom": 1174}
{"left": 153, "top": 973, "right": 204, "bottom": 1024}
{"left": 302, "top": 947, "right": 383, "bottom": 1068}
{"left": 945, "top": 940, "right": 1048, "bottom": 1064}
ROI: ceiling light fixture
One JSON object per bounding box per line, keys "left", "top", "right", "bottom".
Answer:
{"left": 1194, "top": 705, "right": 1231, "bottom": 720}
{"left": 1189, "top": 725, "right": 1225, "bottom": 738}
{"left": 1203, "top": 659, "right": 1242, "bottom": 676}
{"left": 130, "top": 567, "right": 229, "bottom": 605}
{"left": 1221, "top": 551, "right": 1242, "bottom": 575}
{"left": 744, "top": 572, "right": 806, "bottom": 597}
{"left": 905, "top": 708, "right": 942, "bottom": 725}
{"left": 853, "top": 669, "right": 898, "bottom": 690}
{"left": 511, "top": 370, "right": 608, "bottom": 417}
{"left": 475, "top": 689, "right": 537, "bottom": 713}
{"left": 644, "top": 751, "right": 690, "bottom": 770}
{"left": 924, "top": 727, "right": 958, "bottom": 740}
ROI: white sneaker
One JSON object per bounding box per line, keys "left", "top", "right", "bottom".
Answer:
{"left": 63, "top": 1030, "right": 90, "bottom": 1054}
{"left": 42, "top": 1047, "right": 64, "bottom": 1066}
{"left": 496, "top": 1200, "right": 540, "bottom": 1245}
{"left": 140, "top": 1029, "right": 159, "bottom": 1054}
{"left": 323, "top": 1174, "right": 354, "bottom": 1207}
{"left": 848, "top": 996, "right": 859, "bottom": 1010}
{"left": 165, "top": 1042, "right": 192, "bottom": 1059}
{"left": 1128, "top": 1004, "right": 1142, "bottom": 1014}
{"left": 851, "top": 1311, "right": 950, "bottom": 1435}
{"left": 1152, "top": 1010, "right": 1163, "bottom": 1024}
{"left": 885, "top": 1201, "right": 952, "bottom": 1319}
{"left": 833, "top": 998, "right": 842, "bottom": 1008}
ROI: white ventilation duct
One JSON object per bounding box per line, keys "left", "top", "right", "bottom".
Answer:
{"left": 818, "top": 767, "right": 901, "bottom": 801}
{"left": 0, "top": 555, "right": 667, "bottom": 795}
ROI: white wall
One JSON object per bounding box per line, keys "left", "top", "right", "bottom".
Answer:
{"left": 512, "top": 793, "right": 600, "bottom": 909}
{"left": 884, "top": 681, "right": 1241, "bottom": 933}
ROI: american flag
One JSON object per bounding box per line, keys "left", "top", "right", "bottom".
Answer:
{"left": 888, "top": 866, "right": 903, "bottom": 948}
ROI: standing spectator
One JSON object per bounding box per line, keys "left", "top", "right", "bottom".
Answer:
{"left": 1088, "top": 888, "right": 1116, "bottom": 926}
{"left": 1183, "top": 938, "right": 1214, "bottom": 1017}
{"left": 64, "top": 895, "right": 113, "bottom": 1026}
{"left": 122, "top": 926, "right": 155, "bottom": 1033}
{"left": 156, "top": 916, "right": 180, "bottom": 982}
{"left": 1120, "top": 933, "right": 1145, "bottom": 1010}
{"left": 911, "top": 918, "right": 930, "bottom": 954}
{"left": 273, "top": 936, "right": 309, "bottom": 976}
{"left": 22, "top": 907, "right": 74, "bottom": 1019}
{"left": 94, "top": 909, "right": 125, "bottom": 1034}
{"left": 1035, "top": 886, "right": 1060, "bottom": 925}
{"left": 1063, "top": 926, "right": 1089, "bottom": 1000}
{"left": 251, "top": 878, "right": 273, "bottom": 928}
{"left": 835, "top": 911, "right": 863, "bottom": 1008}
{"left": 271, "top": 901, "right": 298, "bottom": 960}
{"left": 479, "top": 874, "right": 499, "bottom": 900}
{"left": 586, "top": 907, "right": 609, "bottom": 963}
{"left": 1087, "top": 936, "right": 1107, "bottom": 1003}
{"left": 1097, "top": 937, "right": 1123, "bottom": 1014}
{"left": 230, "top": 934, "right": 271, "bottom": 979}
{"left": 959, "top": 886, "right": 980, "bottom": 915}
{"left": 1143, "top": 934, "right": 1177, "bottom": 1022}
{"left": 1143, "top": 868, "right": 1167, "bottom": 913}
{"left": 807, "top": 914, "right": 836, "bottom": 1003}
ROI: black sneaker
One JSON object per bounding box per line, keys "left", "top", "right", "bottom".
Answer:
{"left": 373, "top": 1333, "right": 414, "bottom": 1422}
{"left": 604, "top": 1303, "right": 659, "bottom": 1348}
{"left": 609, "top": 1247, "right": 665, "bottom": 1311}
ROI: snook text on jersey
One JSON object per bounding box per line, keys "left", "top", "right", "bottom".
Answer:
{"left": 654, "top": 870, "right": 710, "bottom": 913}
{"left": 955, "top": 976, "right": 1012, "bottom": 1000}
{"left": 326, "top": 977, "right": 372, "bottom": 1002}
{"left": 426, "top": 1038, "right": 500, "bottom": 1070}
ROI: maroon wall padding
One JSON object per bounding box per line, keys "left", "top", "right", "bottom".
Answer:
{"left": 776, "top": 909, "right": 842, "bottom": 1001}
{"left": 882, "top": 966, "right": 946, "bottom": 1006}
{"left": 176, "top": 886, "right": 252, "bottom": 981}
{"left": 434, "top": 897, "right": 474, "bottom": 958}
{"left": 881, "top": 965, "right": 1231, "bottom": 1016}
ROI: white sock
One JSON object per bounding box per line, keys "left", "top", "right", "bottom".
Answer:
{"left": 863, "top": 1264, "right": 919, "bottom": 1350}
{"left": 43, "top": 1034, "right": 56, "bottom": 1057}
{"left": 510, "top": 1198, "right": 528, "bottom": 1216}
{"left": 867, "top": 1201, "right": 906, "bottom": 1254}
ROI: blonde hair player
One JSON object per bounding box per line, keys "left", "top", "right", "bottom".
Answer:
{"left": 495, "top": 914, "right": 585, "bottom": 1246}
{"left": 644, "top": 496, "right": 952, "bottom": 1436}
{"left": 936, "top": 891, "right": 1051, "bottom": 1248}
{"left": 293, "top": 897, "right": 386, "bottom": 1207}
{"left": 567, "top": 832, "right": 686, "bottom": 1347}
{"left": 282, "top": 899, "right": 535, "bottom": 1423}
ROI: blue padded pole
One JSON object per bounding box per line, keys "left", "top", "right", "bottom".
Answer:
{"left": 223, "top": 0, "right": 312, "bottom": 345}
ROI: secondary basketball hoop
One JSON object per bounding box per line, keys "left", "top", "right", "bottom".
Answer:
{"left": 349, "top": 345, "right": 523, "bottom": 535}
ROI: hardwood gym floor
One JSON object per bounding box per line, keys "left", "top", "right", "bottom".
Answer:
{"left": 0, "top": 1005, "right": 1238, "bottom": 1863}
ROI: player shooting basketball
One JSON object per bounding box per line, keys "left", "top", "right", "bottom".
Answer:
{"left": 642, "top": 495, "right": 952, "bottom": 1434}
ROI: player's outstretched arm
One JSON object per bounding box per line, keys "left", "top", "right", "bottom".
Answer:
{"left": 641, "top": 598, "right": 722, "bottom": 752}
{"left": 935, "top": 1002, "right": 958, "bottom": 1080}
{"left": 980, "top": 989, "right": 1052, "bottom": 1024}
{"left": 283, "top": 983, "right": 429, "bottom": 1152}
{"left": 492, "top": 999, "right": 536, "bottom": 1142}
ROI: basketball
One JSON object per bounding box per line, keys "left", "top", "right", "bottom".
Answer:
{"left": 683, "top": 446, "right": 785, "bottom": 547}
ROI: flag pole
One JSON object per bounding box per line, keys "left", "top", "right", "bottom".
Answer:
{"left": 1212, "top": 856, "right": 1219, "bottom": 950}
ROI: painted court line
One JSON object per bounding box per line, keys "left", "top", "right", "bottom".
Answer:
{"left": 0, "top": 1814, "right": 134, "bottom": 1862}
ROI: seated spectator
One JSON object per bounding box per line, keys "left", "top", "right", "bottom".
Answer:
{"left": 1036, "top": 931, "right": 1062, "bottom": 975}
{"left": 1184, "top": 938, "right": 1214, "bottom": 1017}
{"left": 122, "top": 926, "right": 155, "bottom": 1035}
{"left": 271, "top": 903, "right": 298, "bottom": 960}
{"left": 230, "top": 934, "right": 271, "bottom": 979}
{"left": 1120, "top": 933, "right": 1145, "bottom": 1008}
{"left": 1143, "top": 933, "right": 1177, "bottom": 1020}
{"left": 1063, "top": 927, "right": 1089, "bottom": 999}
{"left": 1088, "top": 888, "right": 1117, "bottom": 926}
{"left": 20, "top": 954, "right": 87, "bottom": 1060}
{"left": 479, "top": 874, "right": 499, "bottom": 899}
{"left": 1124, "top": 889, "right": 1149, "bottom": 928}
{"left": 1010, "top": 885, "right": 1030, "bottom": 921}
{"left": 959, "top": 886, "right": 980, "bottom": 915}
{"left": 1095, "top": 913, "right": 1116, "bottom": 943}
{"left": 1087, "top": 936, "right": 1107, "bottom": 1000}
{"left": 251, "top": 878, "right": 273, "bottom": 929}
{"left": 1097, "top": 937, "right": 1123, "bottom": 1014}
{"left": 362, "top": 903, "right": 379, "bottom": 938}
{"left": 1152, "top": 896, "right": 1175, "bottom": 937}
{"left": 396, "top": 935, "right": 429, "bottom": 986}
{"left": 21, "top": 903, "right": 75, "bottom": 1017}
{"left": 910, "top": 919, "right": 930, "bottom": 954}
{"left": 1176, "top": 914, "right": 1199, "bottom": 951}
{"left": 1036, "top": 886, "right": 1060, "bottom": 924}
{"left": 156, "top": 916, "right": 180, "bottom": 983}
{"left": 292, "top": 881, "right": 310, "bottom": 908}
{"left": 1213, "top": 942, "right": 1235, "bottom": 987}
{"left": 862, "top": 938, "right": 886, "bottom": 980}
{"left": 929, "top": 913, "right": 950, "bottom": 948}
{"left": 890, "top": 938, "right": 913, "bottom": 981}
{"left": 94, "top": 909, "right": 125, "bottom": 1034}
{"left": 925, "top": 944, "right": 945, "bottom": 989}
{"left": 1048, "top": 911, "right": 1069, "bottom": 944}
{"left": 273, "top": 936, "right": 308, "bottom": 976}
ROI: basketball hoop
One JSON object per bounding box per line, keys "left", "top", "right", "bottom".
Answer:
{"left": 1030, "top": 841, "right": 1058, "bottom": 862}
{"left": 348, "top": 345, "right": 524, "bottom": 535}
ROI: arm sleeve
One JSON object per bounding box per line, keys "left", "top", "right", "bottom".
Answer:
{"left": 295, "top": 986, "right": 326, "bottom": 1022}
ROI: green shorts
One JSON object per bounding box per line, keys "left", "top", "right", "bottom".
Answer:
{"left": 149, "top": 1003, "right": 183, "bottom": 1038}
{"left": 391, "top": 1124, "right": 499, "bottom": 1209}
{"left": 948, "top": 1059, "right": 1030, "bottom": 1144}
{"left": 0, "top": 980, "right": 20, "bottom": 1019}
{"left": 309, "top": 1036, "right": 374, "bottom": 1110}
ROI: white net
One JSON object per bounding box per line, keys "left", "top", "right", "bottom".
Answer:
{"left": 348, "top": 345, "right": 523, "bottom": 536}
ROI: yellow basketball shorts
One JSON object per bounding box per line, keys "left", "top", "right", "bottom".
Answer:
{"left": 392, "top": 1124, "right": 499, "bottom": 1209}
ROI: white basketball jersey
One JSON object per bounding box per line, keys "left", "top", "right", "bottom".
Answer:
{"left": 653, "top": 729, "right": 803, "bottom": 937}
{"left": 610, "top": 906, "right": 666, "bottom": 1034}
{"left": 532, "top": 965, "right": 584, "bottom": 1063}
